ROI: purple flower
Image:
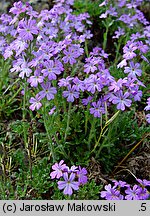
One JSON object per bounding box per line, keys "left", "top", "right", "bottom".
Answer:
{"left": 130, "top": 33, "right": 142, "bottom": 41}
{"left": 82, "top": 96, "right": 93, "bottom": 106}
{"left": 100, "top": 49, "right": 108, "bottom": 58}
{"left": 113, "top": 27, "right": 125, "bottom": 39}
{"left": 0, "top": 36, "right": 6, "bottom": 53}
{"left": 58, "top": 172, "right": 79, "bottom": 195}
{"left": 144, "top": 98, "right": 150, "bottom": 123}
{"left": 18, "top": 19, "right": 38, "bottom": 41}
{"left": 29, "top": 95, "right": 42, "bottom": 111}
{"left": 41, "top": 60, "right": 62, "bottom": 81}
{"left": 68, "top": 165, "right": 79, "bottom": 173}
{"left": 39, "top": 9, "right": 51, "bottom": 21}
{"left": 3, "top": 46, "right": 13, "bottom": 59}
{"left": 107, "top": 6, "right": 118, "bottom": 17}
{"left": 99, "top": 12, "right": 108, "bottom": 19}
{"left": 100, "top": 5, "right": 117, "bottom": 18}
{"left": 84, "top": 57, "right": 98, "bottom": 74}
{"left": 49, "top": 106, "right": 56, "bottom": 115}
{"left": 58, "top": 76, "right": 74, "bottom": 87}
{"left": 27, "top": 69, "right": 44, "bottom": 87}
{"left": 13, "top": 38, "right": 28, "bottom": 56}
{"left": 112, "top": 91, "right": 132, "bottom": 111}
{"left": 146, "top": 114, "right": 150, "bottom": 124}
{"left": 126, "top": 2, "right": 138, "bottom": 9}
{"left": 124, "top": 77, "right": 137, "bottom": 91}
{"left": 125, "top": 185, "right": 141, "bottom": 200}
{"left": 144, "top": 98, "right": 150, "bottom": 111}
{"left": 124, "top": 61, "right": 142, "bottom": 78}
{"left": 63, "top": 85, "right": 79, "bottom": 102}
{"left": 123, "top": 42, "right": 137, "bottom": 60}
{"left": 90, "top": 100, "right": 105, "bottom": 118}
{"left": 26, "top": 3, "right": 39, "bottom": 18}
{"left": 136, "top": 188, "right": 150, "bottom": 200}
{"left": 10, "top": 58, "right": 24, "bottom": 73}
{"left": 99, "top": 1, "right": 108, "bottom": 7}
{"left": 119, "top": 14, "right": 138, "bottom": 28}
{"left": 85, "top": 75, "right": 103, "bottom": 94}
{"left": 50, "top": 160, "right": 68, "bottom": 179}
{"left": 100, "top": 184, "right": 124, "bottom": 200}
{"left": 29, "top": 50, "right": 45, "bottom": 67}
{"left": 0, "top": 14, "right": 12, "bottom": 25}
{"left": 112, "top": 180, "right": 129, "bottom": 188}
{"left": 62, "top": 45, "right": 83, "bottom": 65}
{"left": 131, "top": 89, "right": 142, "bottom": 102}
{"left": 38, "top": 82, "right": 57, "bottom": 101}
{"left": 42, "top": 23, "right": 58, "bottom": 39}
{"left": 136, "top": 9, "right": 149, "bottom": 25}
{"left": 84, "top": 30, "right": 93, "bottom": 40}
{"left": 19, "top": 62, "right": 32, "bottom": 79}
{"left": 77, "top": 166, "right": 88, "bottom": 185}
{"left": 109, "top": 78, "right": 127, "bottom": 92}
{"left": 117, "top": 59, "right": 127, "bottom": 68}
{"left": 138, "top": 179, "right": 150, "bottom": 186}
{"left": 141, "top": 55, "right": 150, "bottom": 63}
{"left": 73, "top": 77, "right": 85, "bottom": 91}
{"left": 90, "top": 47, "right": 101, "bottom": 56}
{"left": 9, "top": 1, "right": 26, "bottom": 15}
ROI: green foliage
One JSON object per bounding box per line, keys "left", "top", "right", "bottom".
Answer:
{"left": 51, "top": 180, "right": 102, "bottom": 200}
{"left": 98, "top": 110, "right": 150, "bottom": 172}
{"left": 0, "top": 180, "right": 16, "bottom": 200}
{"left": 74, "top": 0, "right": 102, "bottom": 17}
{"left": 0, "top": 0, "right": 150, "bottom": 200}
{"left": 74, "top": 180, "right": 102, "bottom": 200}
{"left": 10, "top": 120, "right": 30, "bottom": 135}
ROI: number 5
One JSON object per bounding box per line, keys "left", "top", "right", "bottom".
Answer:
{"left": 141, "top": 203, "right": 146, "bottom": 211}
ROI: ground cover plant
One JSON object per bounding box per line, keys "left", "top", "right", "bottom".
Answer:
{"left": 0, "top": 0, "right": 150, "bottom": 200}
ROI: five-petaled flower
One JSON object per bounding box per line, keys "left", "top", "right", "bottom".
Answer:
{"left": 50, "top": 160, "right": 68, "bottom": 179}
{"left": 18, "top": 18, "right": 38, "bottom": 41}
{"left": 58, "top": 172, "right": 79, "bottom": 195}
{"left": 29, "top": 95, "right": 42, "bottom": 111}
{"left": 112, "top": 91, "right": 132, "bottom": 111}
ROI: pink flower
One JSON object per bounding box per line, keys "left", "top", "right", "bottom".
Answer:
{"left": 50, "top": 160, "right": 68, "bottom": 179}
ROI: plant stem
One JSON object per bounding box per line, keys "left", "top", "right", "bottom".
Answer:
{"left": 22, "top": 82, "right": 32, "bottom": 179}
{"left": 103, "top": 26, "right": 109, "bottom": 51}
{"left": 64, "top": 102, "right": 72, "bottom": 142}
{"left": 114, "top": 38, "right": 122, "bottom": 65}
{"left": 1, "top": 142, "right": 7, "bottom": 183}
{"left": 93, "top": 124, "right": 107, "bottom": 154}
{"left": 84, "top": 104, "right": 90, "bottom": 135}
{"left": 5, "top": 86, "right": 22, "bottom": 106}
{"left": 43, "top": 104, "right": 56, "bottom": 162}
{"left": 85, "top": 39, "right": 89, "bottom": 57}
{"left": 22, "top": 83, "right": 28, "bottom": 149}
{"left": 92, "top": 111, "right": 120, "bottom": 154}
{"left": 88, "top": 118, "right": 96, "bottom": 150}
{"left": 27, "top": 144, "right": 32, "bottom": 179}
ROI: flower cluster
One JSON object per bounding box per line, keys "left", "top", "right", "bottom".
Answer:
{"left": 144, "top": 97, "right": 150, "bottom": 123}
{"left": 100, "top": 179, "right": 150, "bottom": 200}
{"left": 0, "top": 0, "right": 149, "bottom": 122}
{"left": 50, "top": 160, "right": 88, "bottom": 195}
{"left": 100, "top": 0, "right": 148, "bottom": 27}
{"left": 99, "top": 0, "right": 150, "bottom": 122}
{"left": 100, "top": 0, "right": 150, "bottom": 62}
